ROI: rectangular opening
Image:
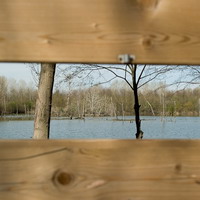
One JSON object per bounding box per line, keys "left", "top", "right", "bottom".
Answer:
{"left": 1, "top": 63, "right": 200, "bottom": 139}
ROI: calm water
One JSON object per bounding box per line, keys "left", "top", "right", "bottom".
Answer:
{"left": 0, "top": 116, "right": 200, "bottom": 139}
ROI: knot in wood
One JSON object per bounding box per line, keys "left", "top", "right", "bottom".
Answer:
{"left": 142, "top": 37, "right": 153, "bottom": 48}
{"left": 52, "top": 170, "right": 72, "bottom": 186}
{"left": 175, "top": 164, "right": 182, "bottom": 173}
{"left": 195, "top": 180, "right": 200, "bottom": 185}
{"left": 57, "top": 172, "right": 71, "bottom": 185}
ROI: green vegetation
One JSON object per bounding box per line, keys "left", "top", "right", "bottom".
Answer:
{"left": 1, "top": 76, "right": 200, "bottom": 118}
{"left": 0, "top": 77, "right": 36, "bottom": 116}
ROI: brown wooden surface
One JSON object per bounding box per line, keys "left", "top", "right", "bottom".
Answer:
{"left": 0, "top": 0, "right": 200, "bottom": 64}
{"left": 1, "top": 140, "right": 200, "bottom": 200}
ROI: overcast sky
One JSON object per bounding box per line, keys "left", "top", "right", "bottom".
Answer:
{"left": 0, "top": 63, "right": 34, "bottom": 83}
{"left": 0, "top": 63, "right": 197, "bottom": 91}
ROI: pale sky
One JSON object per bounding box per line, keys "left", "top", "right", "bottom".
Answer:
{"left": 0, "top": 63, "right": 198, "bottom": 91}
{"left": 0, "top": 63, "right": 34, "bottom": 83}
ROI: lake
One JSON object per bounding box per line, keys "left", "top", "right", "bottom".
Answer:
{"left": 0, "top": 116, "right": 200, "bottom": 139}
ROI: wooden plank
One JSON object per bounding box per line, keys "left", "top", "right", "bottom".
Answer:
{"left": 1, "top": 140, "right": 200, "bottom": 200}
{"left": 0, "top": 0, "right": 200, "bottom": 64}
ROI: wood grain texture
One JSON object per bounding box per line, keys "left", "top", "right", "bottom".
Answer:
{"left": 1, "top": 140, "right": 200, "bottom": 200}
{"left": 0, "top": 0, "right": 200, "bottom": 64}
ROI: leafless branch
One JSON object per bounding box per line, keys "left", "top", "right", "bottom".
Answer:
{"left": 137, "top": 65, "right": 146, "bottom": 85}
{"left": 93, "top": 77, "right": 117, "bottom": 86}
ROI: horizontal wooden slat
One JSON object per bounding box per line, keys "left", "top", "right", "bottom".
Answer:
{"left": 1, "top": 140, "right": 200, "bottom": 200}
{"left": 0, "top": 0, "right": 200, "bottom": 64}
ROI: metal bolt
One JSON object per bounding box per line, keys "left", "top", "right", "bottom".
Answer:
{"left": 118, "top": 54, "right": 135, "bottom": 64}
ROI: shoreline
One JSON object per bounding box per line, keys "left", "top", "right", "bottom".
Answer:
{"left": 1, "top": 115, "right": 200, "bottom": 122}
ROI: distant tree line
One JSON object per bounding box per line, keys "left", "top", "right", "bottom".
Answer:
{"left": 1, "top": 75, "right": 200, "bottom": 117}
{"left": 0, "top": 76, "right": 36, "bottom": 116}
{"left": 52, "top": 84, "right": 200, "bottom": 118}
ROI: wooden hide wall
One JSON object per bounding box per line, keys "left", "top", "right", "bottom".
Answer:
{"left": 0, "top": 0, "right": 200, "bottom": 64}
{"left": 1, "top": 140, "right": 200, "bottom": 200}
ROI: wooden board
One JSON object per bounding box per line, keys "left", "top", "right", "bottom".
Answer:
{"left": 1, "top": 139, "right": 200, "bottom": 200}
{"left": 0, "top": 0, "right": 200, "bottom": 64}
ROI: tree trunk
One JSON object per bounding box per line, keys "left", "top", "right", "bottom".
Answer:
{"left": 33, "top": 63, "right": 56, "bottom": 139}
{"left": 132, "top": 65, "right": 143, "bottom": 139}
{"left": 133, "top": 87, "right": 143, "bottom": 139}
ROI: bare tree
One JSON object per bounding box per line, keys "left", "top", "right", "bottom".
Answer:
{"left": 33, "top": 63, "right": 56, "bottom": 139}
{"left": 165, "top": 65, "right": 200, "bottom": 89}
{"left": 0, "top": 76, "right": 8, "bottom": 115}
{"left": 26, "top": 63, "right": 40, "bottom": 88}
{"left": 58, "top": 64, "right": 174, "bottom": 139}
